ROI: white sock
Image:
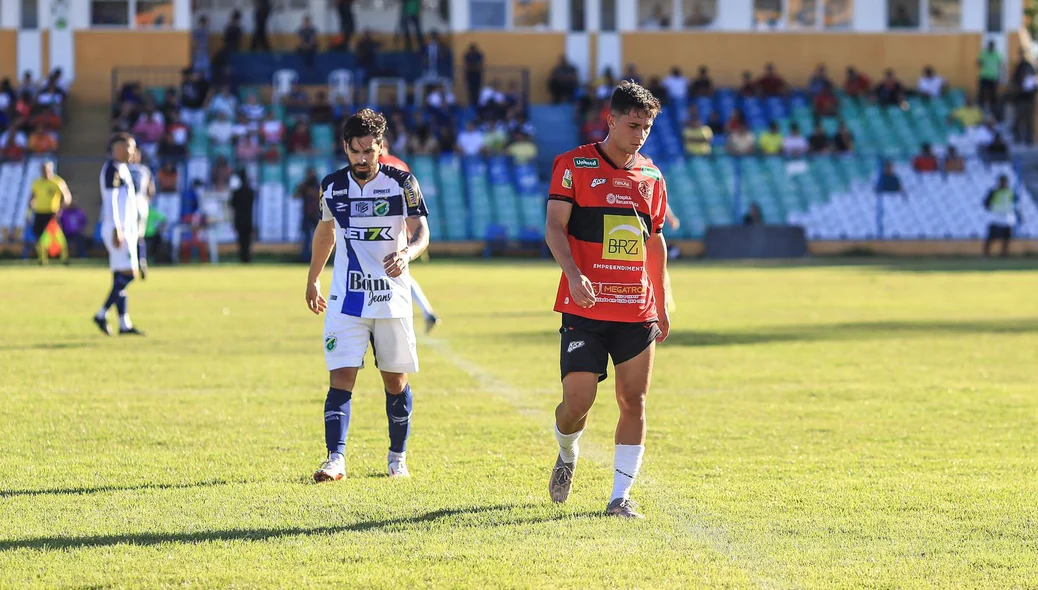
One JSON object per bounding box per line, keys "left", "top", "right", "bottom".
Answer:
{"left": 610, "top": 444, "right": 645, "bottom": 501}
{"left": 119, "top": 314, "right": 132, "bottom": 331}
{"left": 96, "top": 307, "right": 108, "bottom": 320}
{"left": 554, "top": 424, "right": 583, "bottom": 464}
{"left": 329, "top": 452, "right": 345, "bottom": 463}
{"left": 411, "top": 281, "right": 435, "bottom": 319}
{"left": 388, "top": 450, "right": 406, "bottom": 462}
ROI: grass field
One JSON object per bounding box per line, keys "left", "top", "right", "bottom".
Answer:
{"left": 1, "top": 258, "right": 1037, "bottom": 589}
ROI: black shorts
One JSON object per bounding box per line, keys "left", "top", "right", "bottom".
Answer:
{"left": 32, "top": 213, "right": 54, "bottom": 238}
{"left": 559, "top": 313, "right": 661, "bottom": 382}
{"left": 987, "top": 224, "right": 1012, "bottom": 241}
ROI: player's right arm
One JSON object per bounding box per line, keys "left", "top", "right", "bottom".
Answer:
{"left": 102, "top": 164, "right": 124, "bottom": 247}
{"left": 545, "top": 155, "right": 595, "bottom": 308}
{"left": 305, "top": 190, "right": 336, "bottom": 315}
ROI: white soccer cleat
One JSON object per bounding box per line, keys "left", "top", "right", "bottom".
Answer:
{"left": 313, "top": 455, "right": 345, "bottom": 483}
{"left": 387, "top": 452, "right": 410, "bottom": 478}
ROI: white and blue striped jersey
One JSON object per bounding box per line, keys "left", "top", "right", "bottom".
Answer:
{"left": 99, "top": 159, "right": 138, "bottom": 237}
{"left": 129, "top": 163, "right": 153, "bottom": 234}
{"left": 319, "top": 164, "right": 429, "bottom": 319}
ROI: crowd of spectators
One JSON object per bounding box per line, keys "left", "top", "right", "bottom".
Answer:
{"left": 0, "top": 69, "right": 67, "bottom": 161}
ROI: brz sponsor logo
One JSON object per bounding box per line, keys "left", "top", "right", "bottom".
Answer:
{"left": 605, "top": 193, "right": 633, "bottom": 205}
{"left": 613, "top": 179, "right": 633, "bottom": 189}
{"left": 373, "top": 188, "right": 392, "bottom": 195}
{"left": 591, "top": 178, "right": 606, "bottom": 188}
{"left": 344, "top": 226, "right": 393, "bottom": 241}
{"left": 348, "top": 271, "right": 393, "bottom": 305}
{"left": 567, "top": 340, "right": 585, "bottom": 353}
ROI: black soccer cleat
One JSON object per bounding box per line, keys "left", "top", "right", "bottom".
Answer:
{"left": 93, "top": 315, "right": 112, "bottom": 336}
{"left": 119, "top": 327, "right": 146, "bottom": 336}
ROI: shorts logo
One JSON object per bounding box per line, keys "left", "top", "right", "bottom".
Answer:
{"left": 325, "top": 335, "right": 337, "bottom": 351}
{"left": 403, "top": 178, "right": 421, "bottom": 208}
{"left": 641, "top": 166, "right": 661, "bottom": 180}
{"left": 374, "top": 199, "right": 390, "bottom": 216}
{"left": 561, "top": 168, "right": 573, "bottom": 189}
{"left": 613, "top": 179, "right": 633, "bottom": 189}
{"left": 590, "top": 178, "right": 606, "bottom": 188}
{"left": 602, "top": 214, "right": 645, "bottom": 262}
{"left": 574, "top": 157, "right": 599, "bottom": 168}
{"left": 567, "top": 340, "right": 585, "bottom": 353}
{"left": 639, "top": 180, "right": 651, "bottom": 200}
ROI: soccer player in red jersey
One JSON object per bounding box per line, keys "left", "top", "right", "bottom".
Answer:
{"left": 544, "top": 81, "right": 669, "bottom": 519}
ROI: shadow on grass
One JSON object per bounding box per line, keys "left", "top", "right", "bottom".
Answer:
{"left": 0, "top": 479, "right": 244, "bottom": 499}
{"left": 0, "top": 342, "right": 97, "bottom": 351}
{"left": 0, "top": 504, "right": 600, "bottom": 552}
{"left": 504, "top": 317, "right": 1038, "bottom": 348}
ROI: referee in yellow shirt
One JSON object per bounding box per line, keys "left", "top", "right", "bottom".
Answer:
{"left": 28, "top": 161, "right": 72, "bottom": 265}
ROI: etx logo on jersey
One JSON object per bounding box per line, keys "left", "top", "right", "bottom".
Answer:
{"left": 573, "top": 157, "right": 599, "bottom": 168}
{"left": 373, "top": 199, "right": 390, "bottom": 216}
{"left": 590, "top": 178, "right": 606, "bottom": 188}
{"left": 344, "top": 226, "right": 393, "bottom": 241}
{"left": 348, "top": 271, "right": 393, "bottom": 305}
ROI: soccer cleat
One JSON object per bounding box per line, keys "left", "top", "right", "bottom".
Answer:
{"left": 313, "top": 455, "right": 345, "bottom": 483}
{"left": 549, "top": 454, "right": 575, "bottom": 503}
{"left": 425, "top": 314, "right": 441, "bottom": 334}
{"left": 119, "top": 327, "right": 145, "bottom": 336}
{"left": 605, "top": 498, "right": 644, "bottom": 519}
{"left": 93, "top": 315, "right": 112, "bottom": 336}
{"left": 139, "top": 261, "right": 148, "bottom": 281}
{"left": 387, "top": 452, "right": 410, "bottom": 478}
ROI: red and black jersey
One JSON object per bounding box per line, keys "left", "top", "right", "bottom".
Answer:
{"left": 379, "top": 154, "right": 411, "bottom": 173}
{"left": 549, "top": 143, "right": 668, "bottom": 323}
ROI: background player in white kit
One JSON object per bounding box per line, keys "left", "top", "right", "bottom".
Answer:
{"left": 93, "top": 133, "right": 145, "bottom": 336}
{"left": 128, "top": 151, "right": 155, "bottom": 279}
{"left": 305, "top": 109, "right": 431, "bottom": 482}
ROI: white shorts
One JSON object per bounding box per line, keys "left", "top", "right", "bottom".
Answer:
{"left": 102, "top": 229, "right": 140, "bottom": 273}
{"left": 324, "top": 314, "right": 419, "bottom": 374}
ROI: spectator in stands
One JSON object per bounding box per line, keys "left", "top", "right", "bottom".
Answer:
{"left": 0, "top": 77, "right": 15, "bottom": 110}
{"left": 874, "top": 69, "right": 906, "bottom": 107}
{"left": 179, "top": 69, "right": 209, "bottom": 129}
{"left": 726, "top": 110, "right": 747, "bottom": 134}
{"left": 479, "top": 79, "right": 507, "bottom": 120}
{"left": 876, "top": 161, "right": 906, "bottom": 197}
{"left": 1010, "top": 48, "right": 1036, "bottom": 144}
{"left": 207, "top": 86, "right": 238, "bottom": 120}
{"left": 223, "top": 9, "right": 243, "bottom": 54}
{"left": 943, "top": 146, "right": 965, "bottom": 173}
{"left": 355, "top": 30, "right": 379, "bottom": 87}
{"left": 159, "top": 86, "right": 180, "bottom": 120}
{"left": 286, "top": 121, "right": 313, "bottom": 155}
{"left": 59, "top": 201, "right": 88, "bottom": 258}
{"left": 743, "top": 203, "right": 763, "bottom": 226}
{"left": 738, "top": 71, "right": 757, "bottom": 97}
{"left": 18, "top": 71, "right": 35, "bottom": 97}
{"left": 35, "top": 80, "right": 63, "bottom": 113}
{"left": 843, "top": 67, "right": 871, "bottom": 99}
{"left": 503, "top": 80, "right": 526, "bottom": 116}
{"left": 977, "top": 40, "right": 1003, "bottom": 113}
{"left": 464, "top": 44, "right": 486, "bottom": 107}
{"left": 284, "top": 84, "right": 311, "bottom": 118}
{"left": 758, "top": 122, "right": 783, "bottom": 155}
{"left": 207, "top": 112, "right": 234, "bottom": 146}
{"left": 236, "top": 132, "right": 263, "bottom": 161}
{"left": 335, "top": 0, "right": 356, "bottom": 51}
{"left": 595, "top": 68, "right": 617, "bottom": 100}
{"left": 757, "top": 63, "right": 787, "bottom": 97}
{"left": 1, "top": 124, "right": 27, "bottom": 160}
{"left": 833, "top": 121, "right": 854, "bottom": 154}
{"left": 972, "top": 116, "right": 997, "bottom": 148}
{"left": 304, "top": 91, "right": 331, "bottom": 124}
{"left": 683, "top": 108, "right": 712, "bottom": 156}
{"left": 983, "top": 174, "right": 1020, "bottom": 257}
{"left": 807, "top": 64, "right": 833, "bottom": 96}
{"left": 726, "top": 122, "right": 756, "bottom": 156}
{"left": 400, "top": 0, "right": 424, "bottom": 53}
{"left": 506, "top": 131, "right": 537, "bottom": 164}
{"left": 814, "top": 85, "right": 839, "bottom": 118}
{"left": 260, "top": 111, "right": 284, "bottom": 145}
{"left": 646, "top": 76, "right": 668, "bottom": 105}
{"left": 482, "top": 118, "right": 509, "bottom": 154}
{"left": 690, "top": 66, "right": 713, "bottom": 97}
{"left": 624, "top": 64, "right": 643, "bottom": 85}
{"left": 157, "top": 161, "right": 179, "bottom": 195}
{"left": 191, "top": 15, "right": 210, "bottom": 74}
{"left": 808, "top": 122, "right": 830, "bottom": 154}
{"left": 782, "top": 123, "right": 808, "bottom": 158}
{"left": 297, "top": 15, "right": 319, "bottom": 69}
{"left": 408, "top": 124, "right": 439, "bottom": 155}
{"left": 166, "top": 110, "right": 190, "bottom": 150}
{"left": 917, "top": 66, "right": 945, "bottom": 99}
{"left": 435, "top": 124, "right": 457, "bottom": 155}
{"left": 251, "top": 0, "right": 272, "bottom": 51}
{"left": 661, "top": 67, "right": 688, "bottom": 104}
{"left": 132, "top": 107, "right": 165, "bottom": 160}
{"left": 239, "top": 95, "right": 265, "bottom": 123}
{"left": 211, "top": 156, "right": 233, "bottom": 189}
{"left": 456, "top": 121, "right": 486, "bottom": 157}
{"left": 706, "top": 111, "right": 724, "bottom": 136}
{"left": 986, "top": 131, "right": 1010, "bottom": 161}
{"left": 912, "top": 143, "right": 939, "bottom": 172}
{"left": 422, "top": 31, "right": 451, "bottom": 78}
{"left": 230, "top": 168, "right": 256, "bottom": 263}
{"left": 640, "top": 4, "right": 670, "bottom": 28}
{"left": 295, "top": 168, "right": 321, "bottom": 261}
{"left": 548, "top": 55, "right": 580, "bottom": 104}
{"left": 32, "top": 107, "right": 62, "bottom": 136}
{"left": 177, "top": 206, "right": 211, "bottom": 264}
{"left": 948, "top": 97, "right": 984, "bottom": 129}
{"left": 27, "top": 125, "right": 56, "bottom": 154}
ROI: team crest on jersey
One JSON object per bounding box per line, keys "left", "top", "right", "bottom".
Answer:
{"left": 561, "top": 168, "right": 573, "bottom": 189}
{"left": 638, "top": 181, "right": 651, "bottom": 200}
{"left": 325, "top": 335, "right": 337, "bottom": 351}
{"left": 374, "top": 199, "right": 390, "bottom": 216}
{"left": 403, "top": 178, "right": 420, "bottom": 208}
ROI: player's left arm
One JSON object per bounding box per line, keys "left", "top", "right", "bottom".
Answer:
{"left": 648, "top": 177, "right": 671, "bottom": 343}
{"left": 385, "top": 174, "right": 431, "bottom": 278}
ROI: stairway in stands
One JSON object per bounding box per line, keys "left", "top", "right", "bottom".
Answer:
{"left": 57, "top": 99, "right": 113, "bottom": 227}
{"left": 529, "top": 104, "right": 579, "bottom": 180}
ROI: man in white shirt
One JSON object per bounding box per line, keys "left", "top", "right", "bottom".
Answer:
{"left": 207, "top": 112, "right": 235, "bottom": 145}
{"left": 917, "top": 66, "right": 945, "bottom": 99}
{"left": 782, "top": 123, "right": 809, "bottom": 158}
{"left": 661, "top": 67, "right": 688, "bottom": 103}
{"left": 207, "top": 86, "right": 238, "bottom": 120}
{"left": 455, "top": 121, "right": 485, "bottom": 156}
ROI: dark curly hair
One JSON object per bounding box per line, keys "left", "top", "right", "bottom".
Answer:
{"left": 610, "top": 80, "right": 661, "bottom": 119}
{"left": 342, "top": 108, "right": 388, "bottom": 145}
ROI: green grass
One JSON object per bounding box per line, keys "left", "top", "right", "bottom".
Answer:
{"left": 1, "top": 259, "right": 1037, "bottom": 588}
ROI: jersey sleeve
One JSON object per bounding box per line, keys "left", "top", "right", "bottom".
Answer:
{"left": 102, "top": 163, "right": 119, "bottom": 190}
{"left": 548, "top": 155, "right": 575, "bottom": 203}
{"left": 652, "top": 176, "right": 669, "bottom": 235}
{"left": 403, "top": 173, "right": 429, "bottom": 217}
{"left": 319, "top": 174, "right": 333, "bottom": 221}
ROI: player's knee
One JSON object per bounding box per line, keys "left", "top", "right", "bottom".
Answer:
{"left": 329, "top": 368, "right": 358, "bottom": 391}
{"left": 381, "top": 372, "right": 408, "bottom": 394}
{"left": 616, "top": 390, "right": 647, "bottom": 415}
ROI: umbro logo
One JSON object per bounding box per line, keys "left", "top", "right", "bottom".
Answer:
{"left": 567, "top": 340, "right": 585, "bottom": 353}
{"left": 590, "top": 178, "right": 606, "bottom": 188}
